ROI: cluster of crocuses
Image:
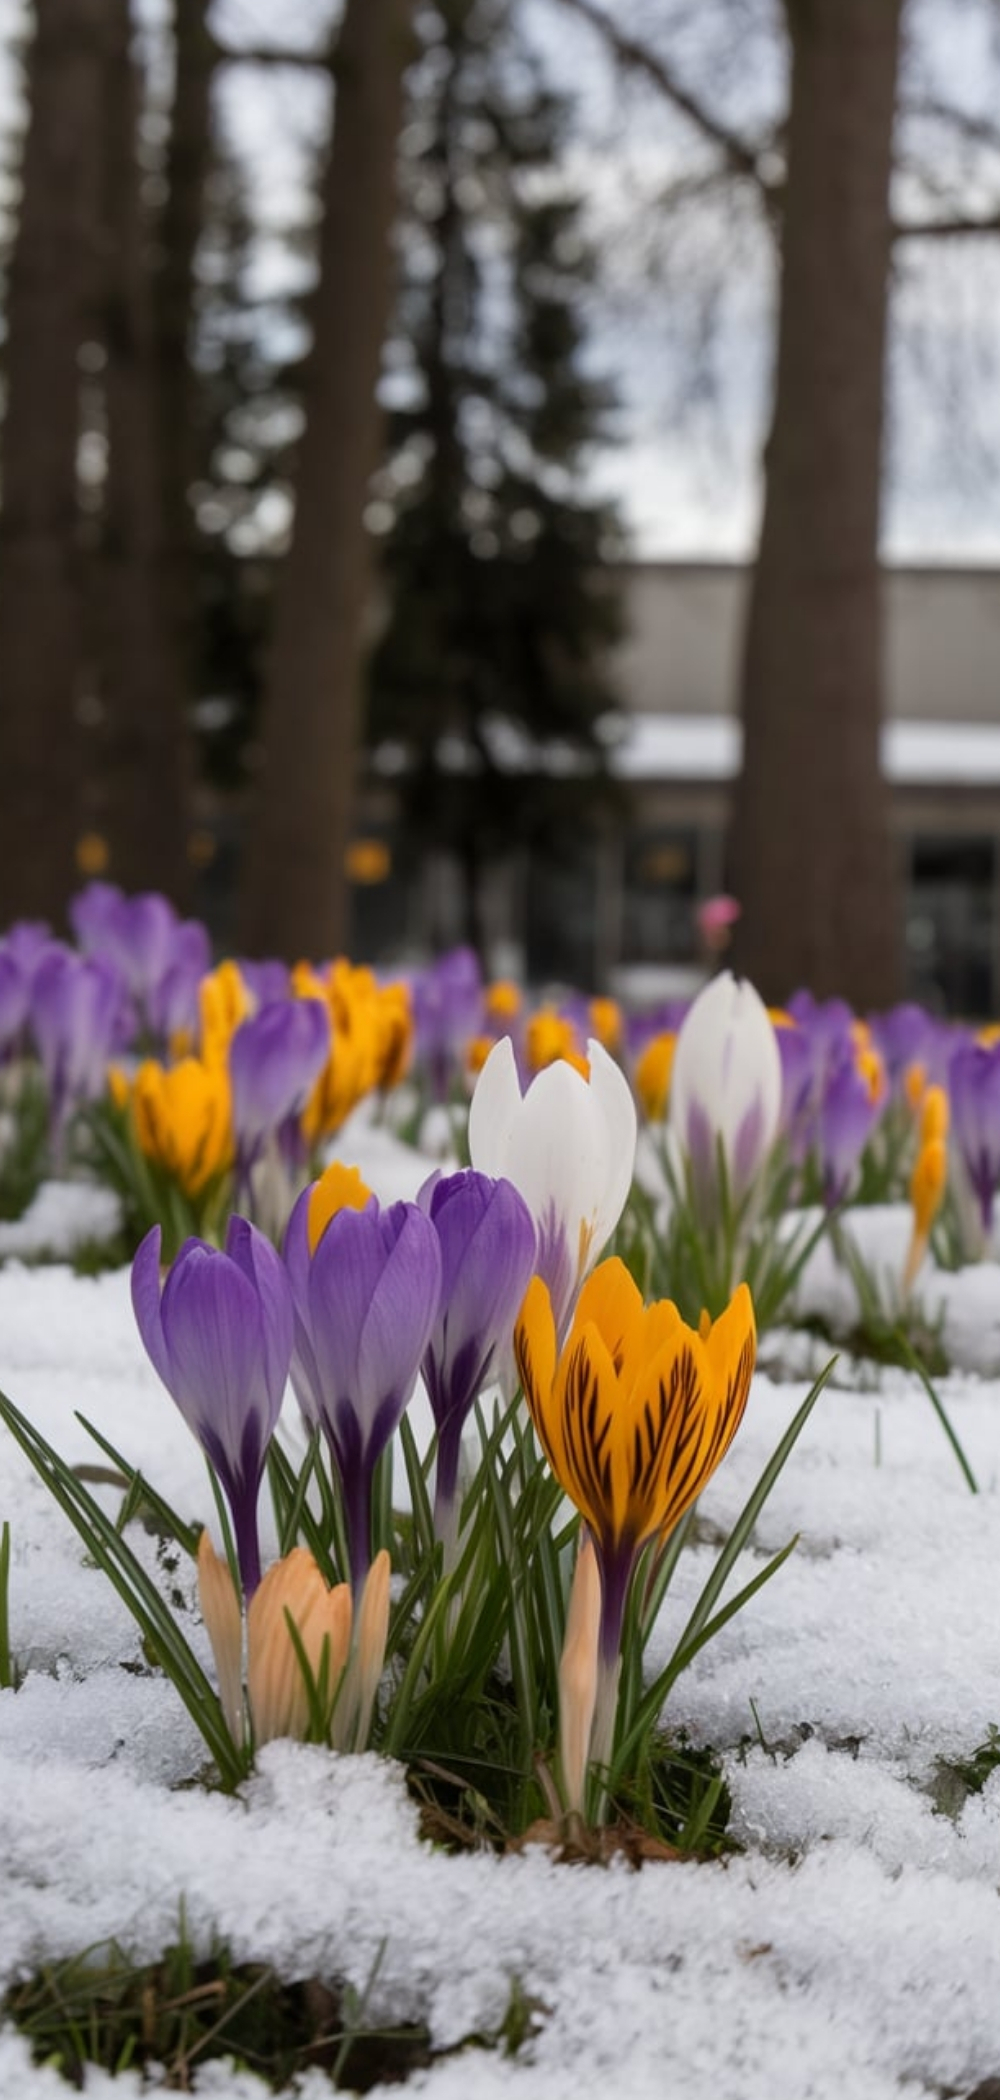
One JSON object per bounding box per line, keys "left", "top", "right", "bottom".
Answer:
{"left": 631, "top": 973, "right": 1000, "bottom": 1301}
{"left": 0, "top": 882, "right": 411, "bottom": 1246}
{"left": 131, "top": 1032, "right": 756, "bottom": 1821}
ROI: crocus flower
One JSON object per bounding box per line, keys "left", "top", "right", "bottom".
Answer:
{"left": 817, "top": 1053, "right": 882, "bottom": 1208}
{"left": 284, "top": 1166, "right": 443, "bottom": 1589}
{"left": 146, "top": 920, "right": 214, "bottom": 1049}
{"left": 668, "top": 971, "right": 782, "bottom": 1221}
{"left": 229, "top": 997, "right": 331, "bottom": 1166}
{"left": 132, "top": 1218, "right": 294, "bottom": 1596}
{"left": 525, "top": 1009, "right": 588, "bottom": 1077}
{"left": 948, "top": 1039, "right": 1000, "bottom": 1238}
{"left": 633, "top": 1031, "right": 675, "bottom": 1122}
{"left": 30, "top": 947, "right": 127, "bottom": 1146}
{"left": 515, "top": 1257, "right": 755, "bottom": 1768}
{"left": 71, "top": 883, "right": 210, "bottom": 1035}
{"left": 411, "top": 947, "right": 484, "bottom": 1100}
{"left": 200, "top": 961, "right": 254, "bottom": 1068}
{"left": 199, "top": 1537, "right": 390, "bottom": 1753}
{"left": 417, "top": 1167, "right": 536, "bottom": 1555}
{"left": 902, "top": 1135, "right": 947, "bottom": 1294}
{"left": 130, "top": 1055, "right": 234, "bottom": 1196}
{"left": 774, "top": 1019, "right": 816, "bottom": 1165}
{"left": 0, "top": 947, "right": 34, "bottom": 1058}
{"left": 292, "top": 961, "right": 386, "bottom": 1144}
{"left": 247, "top": 1547, "right": 353, "bottom": 1746}
{"left": 468, "top": 1035, "right": 636, "bottom": 1347}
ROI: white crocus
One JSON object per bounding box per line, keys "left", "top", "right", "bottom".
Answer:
{"left": 469, "top": 1035, "right": 637, "bottom": 1345}
{"left": 669, "top": 971, "right": 782, "bottom": 1220}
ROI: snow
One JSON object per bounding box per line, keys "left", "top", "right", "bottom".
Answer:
{"left": 613, "top": 710, "right": 1000, "bottom": 787}
{"left": 2, "top": 1157, "right": 1000, "bottom": 2097}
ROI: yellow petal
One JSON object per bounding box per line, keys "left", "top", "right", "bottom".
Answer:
{"left": 552, "top": 1320, "right": 623, "bottom": 1541}
{"left": 634, "top": 1033, "right": 675, "bottom": 1121}
{"left": 568, "top": 1257, "right": 645, "bottom": 1378}
{"left": 307, "top": 1161, "right": 374, "bottom": 1254}
{"left": 910, "top": 1136, "right": 947, "bottom": 1239}
{"left": 248, "top": 1548, "right": 334, "bottom": 1745}
{"left": 920, "top": 1086, "right": 949, "bottom": 1146}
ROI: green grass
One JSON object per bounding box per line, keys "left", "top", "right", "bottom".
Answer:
{"left": 4, "top": 1931, "right": 427, "bottom": 2091}
{"left": 3, "top": 1922, "right": 549, "bottom": 2092}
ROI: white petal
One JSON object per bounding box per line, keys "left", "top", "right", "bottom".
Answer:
{"left": 585, "top": 1039, "right": 638, "bottom": 1254}
{"left": 467, "top": 1034, "right": 523, "bottom": 1177}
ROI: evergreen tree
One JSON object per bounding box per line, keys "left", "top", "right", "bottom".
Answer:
{"left": 366, "top": 0, "right": 627, "bottom": 969}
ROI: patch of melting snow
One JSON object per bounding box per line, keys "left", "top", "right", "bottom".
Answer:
{"left": 1, "top": 1167, "right": 1000, "bottom": 2097}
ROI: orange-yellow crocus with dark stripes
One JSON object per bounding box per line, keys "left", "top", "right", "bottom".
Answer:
{"left": 515, "top": 1257, "right": 756, "bottom": 1670}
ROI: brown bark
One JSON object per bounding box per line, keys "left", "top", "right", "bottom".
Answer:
{"left": 729, "top": 0, "right": 903, "bottom": 1007}
{"left": 154, "top": 0, "right": 215, "bottom": 706}
{"left": 0, "top": 0, "right": 107, "bottom": 926}
{"left": 92, "top": 0, "right": 196, "bottom": 901}
{"left": 239, "top": 0, "right": 415, "bottom": 963}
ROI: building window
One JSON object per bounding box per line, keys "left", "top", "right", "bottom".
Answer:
{"left": 905, "top": 836, "right": 996, "bottom": 1016}
{"left": 621, "top": 828, "right": 699, "bottom": 965}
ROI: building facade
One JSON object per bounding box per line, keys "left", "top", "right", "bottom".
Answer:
{"left": 354, "top": 563, "right": 1000, "bottom": 1012}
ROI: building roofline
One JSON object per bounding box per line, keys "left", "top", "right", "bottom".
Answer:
{"left": 613, "top": 555, "right": 1000, "bottom": 581}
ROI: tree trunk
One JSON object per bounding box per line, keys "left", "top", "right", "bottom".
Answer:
{"left": 729, "top": 0, "right": 903, "bottom": 1008}
{"left": 239, "top": 0, "right": 415, "bottom": 963}
{"left": 0, "top": 0, "right": 106, "bottom": 926}
{"left": 154, "top": 0, "right": 215, "bottom": 722}
{"left": 93, "top": 0, "right": 195, "bottom": 901}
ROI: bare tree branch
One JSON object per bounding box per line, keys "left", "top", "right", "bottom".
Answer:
{"left": 902, "top": 95, "right": 1000, "bottom": 158}
{"left": 550, "top": 0, "right": 780, "bottom": 206}
{"left": 893, "top": 208, "right": 1000, "bottom": 239}
{"left": 210, "top": 37, "right": 334, "bottom": 69}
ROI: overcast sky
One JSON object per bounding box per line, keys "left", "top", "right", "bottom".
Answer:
{"left": 4, "top": 0, "right": 1000, "bottom": 562}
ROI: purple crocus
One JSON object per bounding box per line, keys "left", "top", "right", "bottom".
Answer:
{"left": 817, "top": 1054, "right": 881, "bottom": 1208}
{"left": 30, "top": 947, "right": 127, "bottom": 1147}
{"left": 417, "top": 1168, "right": 536, "bottom": 1555}
{"left": 949, "top": 1039, "right": 1000, "bottom": 1237}
{"left": 284, "top": 1185, "right": 442, "bottom": 1589}
{"left": 411, "top": 948, "right": 484, "bottom": 1100}
{"left": 229, "top": 998, "right": 331, "bottom": 1171}
{"left": 775, "top": 1022, "right": 817, "bottom": 1166}
{"left": 146, "top": 919, "right": 214, "bottom": 1047}
{"left": 132, "top": 1218, "right": 293, "bottom": 1596}
{"left": 71, "top": 883, "right": 211, "bottom": 1040}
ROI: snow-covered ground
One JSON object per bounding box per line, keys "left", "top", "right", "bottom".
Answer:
{"left": 2, "top": 1124, "right": 1000, "bottom": 2099}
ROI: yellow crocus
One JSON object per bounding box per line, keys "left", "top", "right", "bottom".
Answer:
{"left": 856, "top": 1044, "right": 887, "bottom": 1106}
{"left": 633, "top": 1031, "right": 675, "bottom": 1122}
{"left": 294, "top": 960, "right": 385, "bottom": 1144}
{"left": 466, "top": 1032, "right": 497, "bottom": 1080}
{"left": 525, "top": 1008, "right": 589, "bottom": 1078}
{"left": 486, "top": 979, "right": 522, "bottom": 1023}
{"left": 372, "top": 980, "right": 412, "bottom": 1092}
{"left": 247, "top": 1547, "right": 353, "bottom": 1747}
{"left": 515, "top": 1258, "right": 755, "bottom": 1674}
{"left": 920, "top": 1084, "right": 949, "bottom": 1146}
{"left": 307, "top": 1159, "right": 374, "bottom": 1254}
{"left": 903, "top": 1060, "right": 927, "bottom": 1115}
{"left": 200, "top": 960, "right": 253, "bottom": 1068}
{"left": 588, "top": 998, "right": 623, "bottom": 1055}
{"left": 902, "top": 1136, "right": 948, "bottom": 1293}
{"left": 130, "top": 1056, "right": 233, "bottom": 1195}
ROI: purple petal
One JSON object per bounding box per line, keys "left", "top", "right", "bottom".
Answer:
{"left": 130, "top": 1226, "right": 172, "bottom": 1390}
{"left": 224, "top": 1215, "right": 294, "bottom": 1408}
{"left": 355, "top": 1206, "right": 442, "bottom": 1424}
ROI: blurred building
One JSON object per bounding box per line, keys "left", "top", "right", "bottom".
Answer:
{"left": 354, "top": 563, "right": 1000, "bottom": 1011}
